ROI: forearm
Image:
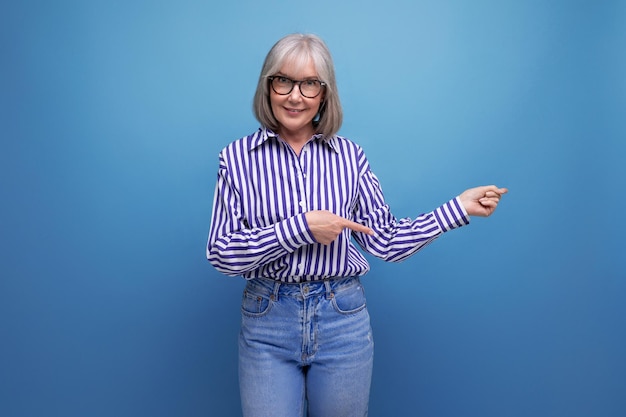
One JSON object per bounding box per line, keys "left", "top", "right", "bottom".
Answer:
{"left": 357, "top": 197, "right": 470, "bottom": 262}
{"left": 207, "top": 213, "right": 315, "bottom": 276}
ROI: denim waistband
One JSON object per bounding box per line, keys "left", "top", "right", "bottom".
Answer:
{"left": 245, "top": 276, "right": 361, "bottom": 300}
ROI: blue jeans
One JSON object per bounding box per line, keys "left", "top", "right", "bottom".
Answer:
{"left": 239, "top": 276, "right": 374, "bottom": 417}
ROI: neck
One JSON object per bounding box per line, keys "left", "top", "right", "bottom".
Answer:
{"left": 278, "top": 127, "right": 315, "bottom": 156}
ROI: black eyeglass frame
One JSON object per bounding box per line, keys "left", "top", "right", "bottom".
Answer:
{"left": 267, "top": 76, "right": 327, "bottom": 98}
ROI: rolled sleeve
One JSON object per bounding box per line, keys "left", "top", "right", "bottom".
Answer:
{"left": 275, "top": 213, "right": 316, "bottom": 251}
{"left": 433, "top": 197, "right": 470, "bottom": 232}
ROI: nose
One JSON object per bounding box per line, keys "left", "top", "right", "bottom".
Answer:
{"left": 287, "top": 82, "right": 303, "bottom": 101}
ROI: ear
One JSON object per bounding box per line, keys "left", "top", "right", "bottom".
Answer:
{"left": 314, "top": 100, "right": 326, "bottom": 123}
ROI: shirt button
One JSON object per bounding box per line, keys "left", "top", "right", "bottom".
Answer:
{"left": 299, "top": 201, "right": 306, "bottom": 208}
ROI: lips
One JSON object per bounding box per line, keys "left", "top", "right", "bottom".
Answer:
{"left": 285, "top": 107, "right": 305, "bottom": 113}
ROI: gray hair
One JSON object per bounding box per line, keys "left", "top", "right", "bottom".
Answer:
{"left": 253, "top": 33, "right": 343, "bottom": 139}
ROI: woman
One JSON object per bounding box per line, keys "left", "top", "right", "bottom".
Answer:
{"left": 207, "top": 33, "right": 507, "bottom": 417}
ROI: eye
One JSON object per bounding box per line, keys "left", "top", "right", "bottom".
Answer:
{"left": 303, "top": 80, "right": 319, "bottom": 87}
{"left": 276, "top": 76, "right": 291, "bottom": 85}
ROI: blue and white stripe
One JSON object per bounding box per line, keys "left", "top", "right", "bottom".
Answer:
{"left": 207, "top": 127, "right": 469, "bottom": 283}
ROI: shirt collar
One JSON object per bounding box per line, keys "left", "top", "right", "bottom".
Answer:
{"left": 250, "top": 127, "right": 340, "bottom": 154}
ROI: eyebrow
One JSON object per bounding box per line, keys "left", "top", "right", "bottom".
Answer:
{"left": 275, "top": 72, "right": 320, "bottom": 80}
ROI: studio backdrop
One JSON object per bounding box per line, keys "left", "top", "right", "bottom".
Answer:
{"left": 1, "top": 0, "right": 625, "bottom": 416}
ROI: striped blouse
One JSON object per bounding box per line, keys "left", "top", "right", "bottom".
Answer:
{"left": 206, "top": 127, "right": 470, "bottom": 283}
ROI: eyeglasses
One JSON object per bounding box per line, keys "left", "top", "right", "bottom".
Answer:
{"left": 268, "top": 76, "right": 326, "bottom": 98}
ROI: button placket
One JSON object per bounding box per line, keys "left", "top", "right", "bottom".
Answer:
{"left": 294, "top": 151, "right": 309, "bottom": 212}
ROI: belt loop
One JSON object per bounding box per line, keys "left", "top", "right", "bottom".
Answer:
{"left": 271, "top": 281, "right": 281, "bottom": 302}
{"left": 323, "top": 279, "right": 334, "bottom": 300}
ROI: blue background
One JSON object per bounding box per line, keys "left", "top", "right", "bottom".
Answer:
{"left": 1, "top": 0, "right": 625, "bottom": 416}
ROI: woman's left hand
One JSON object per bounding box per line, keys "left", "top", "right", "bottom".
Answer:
{"left": 459, "top": 185, "right": 508, "bottom": 217}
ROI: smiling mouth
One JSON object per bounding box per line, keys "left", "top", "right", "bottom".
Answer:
{"left": 285, "top": 107, "right": 305, "bottom": 113}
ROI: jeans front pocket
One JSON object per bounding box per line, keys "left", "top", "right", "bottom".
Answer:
{"left": 331, "top": 283, "right": 367, "bottom": 315}
{"left": 241, "top": 288, "right": 273, "bottom": 317}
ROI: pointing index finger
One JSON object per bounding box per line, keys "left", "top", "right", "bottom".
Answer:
{"left": 342, "top": 219, "right": 375, "bottom": 236}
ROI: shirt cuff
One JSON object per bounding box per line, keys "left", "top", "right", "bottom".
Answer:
{"left": 274, "top": 213, "right": 317, "bottom": 252}
{"left": 433, "top": 197, "right": 470, "bottom": 232}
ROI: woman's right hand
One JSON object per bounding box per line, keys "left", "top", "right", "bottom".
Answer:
{"left": 305, "top": 210, "right": 374, "bottom": 245}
